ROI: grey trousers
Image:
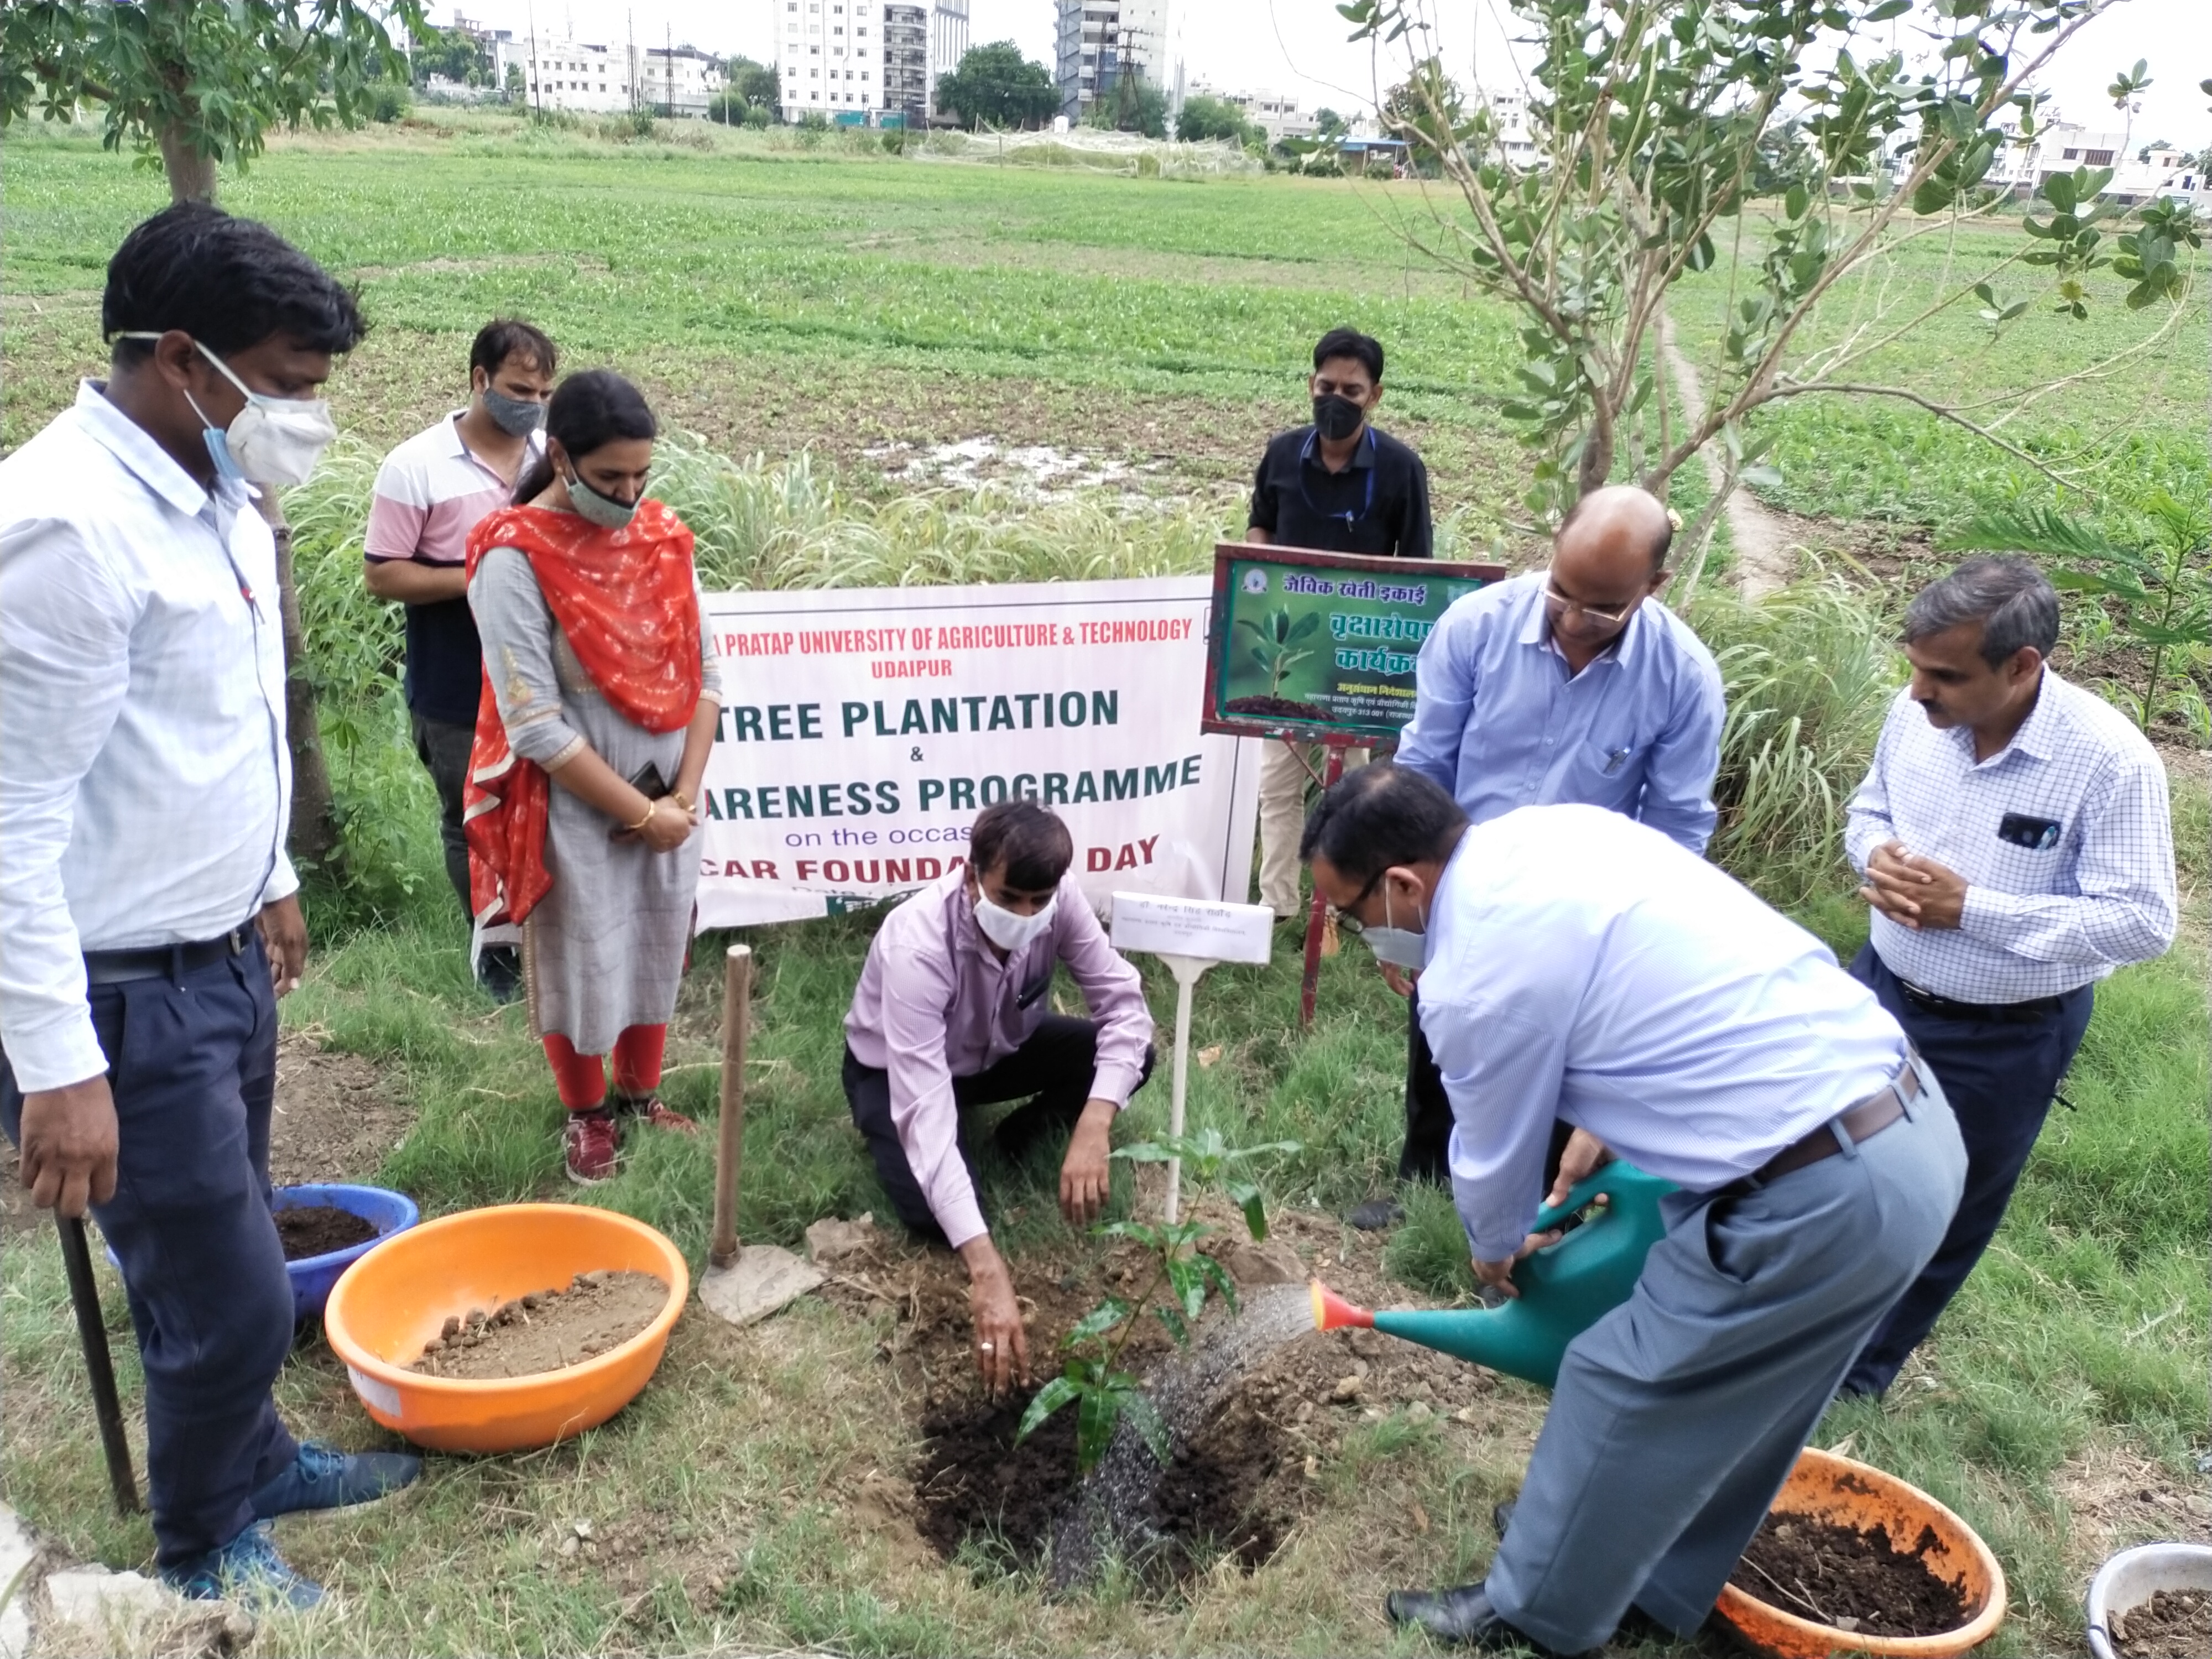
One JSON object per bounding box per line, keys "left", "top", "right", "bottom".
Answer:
{"left": 1486, "top": 1073, "right": 1966, "bottom": 1655}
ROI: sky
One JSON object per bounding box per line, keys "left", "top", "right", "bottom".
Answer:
{"left": 439, "top": 1, "right": 2210, "bottom": 143}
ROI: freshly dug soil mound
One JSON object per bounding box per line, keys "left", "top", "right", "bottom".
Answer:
{"left": 274, "top": 1204, "right": 378, "bottom": 1260}
{"left": 1730, "top": 1512, "right": 1969, "bottom": 1638}
{"left": 912, "top": 1388, "right": 1288, "bottom": 1580}
{"left": 2113, "top": 1587, "right": 2212, "bottom": 1658}
{"left": 406, "top": 1270, "right": 667, "bottom": 1379}
{"left": 1224, "top": 694, "right": 1331, "bottom": 723}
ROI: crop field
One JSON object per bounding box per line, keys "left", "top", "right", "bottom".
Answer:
{"left": 1, "top": 110, "right": 2207, "bottom": 1657}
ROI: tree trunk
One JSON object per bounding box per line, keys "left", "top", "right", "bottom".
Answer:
{"left": 156, "top": 123, "right": 217, "bottom": 204}
{"left": 257, "top": 493, "right": 342, "bottom": 873}
{"left": 157, "top": 118, "right": 341, "bottom": 871}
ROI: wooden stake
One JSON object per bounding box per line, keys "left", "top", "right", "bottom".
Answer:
{"left": 709, "top": 945, "right": 752, "bottom": 1270}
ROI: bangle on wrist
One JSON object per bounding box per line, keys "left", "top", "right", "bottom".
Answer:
{"left": 626, "top": 799, "right": 656, "bottom": 832}
{"left": 670, "top": 789, "right": 693, "bottom": 811}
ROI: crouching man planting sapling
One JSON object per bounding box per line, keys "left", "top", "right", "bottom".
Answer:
{"left": 842, "top": 801, "right": 1156, "bottom": 1395}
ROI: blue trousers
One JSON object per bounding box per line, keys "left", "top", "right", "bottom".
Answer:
{"left": 1841, "top": 945, "right": 2094, "bottom": 1396}
{"left": 2, "top": 936, "right": 298, "bottom": 1564}
{"left": 1485, "top": 1074, "right": 1966, "bottom": 1655}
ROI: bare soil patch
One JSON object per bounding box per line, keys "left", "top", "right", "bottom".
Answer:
{"left": 2112, "top": 1587, "right": 2212, "bottom": 1657}
{"left": 407, "top": 1270, "right": 667, "bottom": 1379}
{"left": 274, "top": 1204, "right": 378, "bottom": 1260}
{"left": 1730, "top": 1512, "right": 1969, "bottom": 1639}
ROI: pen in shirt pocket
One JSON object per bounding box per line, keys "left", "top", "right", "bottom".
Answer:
{"left": 1602, "top": 745, "right": 1631, "bottom": 776}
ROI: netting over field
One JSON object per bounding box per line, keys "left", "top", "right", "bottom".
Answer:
{"left": 910, "top": 127, "right": 1262, "bottom": 177}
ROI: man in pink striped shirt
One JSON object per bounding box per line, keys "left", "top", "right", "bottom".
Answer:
{"left": 363, "top": 321, "right": 555, "bottom": 999}
{"left": 845, "top": 801, "right": 1156, "bottom": 1395}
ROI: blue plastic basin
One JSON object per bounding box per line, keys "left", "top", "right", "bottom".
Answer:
{"left": 105, "top": 1182, "right": 419, "bottom": 1322}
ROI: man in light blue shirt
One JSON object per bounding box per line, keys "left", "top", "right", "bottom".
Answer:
{"left": 1355, "top": 486, "right": 1725, "bottom": 1228}
{"left": 1303, "top": 765, "right": 1965, "bottom": 1656}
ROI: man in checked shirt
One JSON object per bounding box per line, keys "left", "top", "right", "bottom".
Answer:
{"left": 1841, "top": 556, "right": 2176, "bottom": 1396}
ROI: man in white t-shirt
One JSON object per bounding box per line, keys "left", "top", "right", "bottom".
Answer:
{"left": 364, "top": 321, "right": 555, "bottom": 999}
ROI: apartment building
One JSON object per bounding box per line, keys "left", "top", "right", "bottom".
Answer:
{"left": 777, "top": 0, "right": 965, "bottom": 123}
{"left": 1055, "top": 1, "right": 1170, "bottom": 121}
{"left": 489, "top": 34, "right": 714, "bottom": 116}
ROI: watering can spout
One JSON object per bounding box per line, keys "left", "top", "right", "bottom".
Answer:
{"left": 1306, "top": 1163, "right": 1678, "bottom": 1389}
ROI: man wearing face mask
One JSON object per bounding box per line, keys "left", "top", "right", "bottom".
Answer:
{"left": 1245, "top": 326, "right": 1432, "bottom": 924}
{"left": 1349, "top": 485, "right": 1725, "bottom": 1229}
{"left": 365, "top": 320, "right": 557, "bottom": 1002}
{"left": 1303, "top": 766, "right": 1965, "bottom": 1657}
{"left": 0, "top": 203, "right": 419, "bottom": 1610}
{"left": 842, "top": 801, "right": 1156, "bottom": 1397}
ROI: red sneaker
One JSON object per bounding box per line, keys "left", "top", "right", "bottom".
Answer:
{"left": 615, "top": 1094, "right": 697, "bottom": 1136}
{"left": 564, "top": 1108, "right": 621, "bottom": 1185}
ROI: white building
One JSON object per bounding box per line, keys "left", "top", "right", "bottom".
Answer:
{"left": 776, "top": 1, "right": 965, "bottom": 124}
{"left": 489, "top": 33, "right": 714, "bottom": 116}
{"left": 1186, "top": 83, "right": 1314, "bottom": 144}
{"left": 1056, "top": 1, "right": 1170, "bottom": 121}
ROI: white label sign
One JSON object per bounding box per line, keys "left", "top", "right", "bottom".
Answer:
{"left": 694, "top": 576, "right": 1261, "bottom": 927}
{"left": 1110, "top": 891, "right": 1275, "bottom": 966}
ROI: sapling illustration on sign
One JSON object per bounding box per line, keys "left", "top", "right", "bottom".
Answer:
{"left": 1018, "top": 1129, "right": 1297, "bottom": 1474}
{"left": 1238, "top": 606, "right": 1322, "bottom": 698}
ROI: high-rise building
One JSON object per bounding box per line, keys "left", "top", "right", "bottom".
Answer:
{"left": 1055, "top": 1, "right": 1170, "bottom": 122}
{"left": 775, "top": 0, "right": 967, "bottom": 124}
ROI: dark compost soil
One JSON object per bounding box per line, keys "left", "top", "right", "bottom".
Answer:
{"left": 2112, "top": 1587, "right": 2212, "bottom": 1658}
{"left": 1730, "top": 1512, "right": 1970, "bottom": 1638}
{"left": 406, "top": 1270, "right": 667, "bottom": 1379}
{"left": 912, "top": 1387, "right": 1288, "bottom": 1580}
{"left": 274, "top": 1204, "right": 379, "bottom": 1260}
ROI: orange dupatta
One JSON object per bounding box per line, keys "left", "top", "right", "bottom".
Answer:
{"left": 462, "top": 500, "right": 703, "bottom": 927}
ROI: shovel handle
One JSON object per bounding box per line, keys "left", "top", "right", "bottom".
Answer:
{"left": 709, "top": 945, "right": 753, "bottom": 1270}
{"left": 57, "top": 1214, "right": 140, "bottom": 1515}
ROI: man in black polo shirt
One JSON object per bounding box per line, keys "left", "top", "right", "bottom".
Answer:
{"left": 1246, "top": 326, "right": 1432, "bottom": 921}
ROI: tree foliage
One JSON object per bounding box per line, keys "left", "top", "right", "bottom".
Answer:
{"left": 933, "top": 40, "right": 1057, "bottom": 131}
{"left": 410, "top": 22, "right": 487, "bottom": 87}
{"left": 1177, "top": 92, "right": 1259, "bottom": 147}
{"left": 1084, "top": 71, "right": 1167, "bottom": 139}
{"left": 1342, "top": 0, "right": 2202, "bottom": 588}
{"left": 2, "top": 1, "right": 423, "bottom": 202}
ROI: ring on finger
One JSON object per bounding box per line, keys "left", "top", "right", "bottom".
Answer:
{"left": 979, "top": 1340, "right": 995, "bottom": 1353}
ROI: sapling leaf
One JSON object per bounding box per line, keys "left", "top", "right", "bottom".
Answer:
{"left": 1110, "top": 1142, "right": 1176, "bottom": 1164}
{"left": 1155, "top": 1301, "right": 1190, "bottom": 1344}
{"left": 1076, "top": 1378, "right": 1119, "bottom": 1472}
{"left": 1225, "top": 1178, "right": 1269, "bottom": 1240}
{"left": 1016, "top": 1375, "right": 1081, "bottom": 1443}
{"left": 1064, "top": 1298, "right": 1131, "bottom": 1347}
{"left": 1123, "top": 1392, "right": 1172, "bottom": 1467}
{"left": 1197, "top": 1251, "right": 1241, "bottom": 1315}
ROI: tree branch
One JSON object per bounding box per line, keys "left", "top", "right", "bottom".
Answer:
{"left": 34, "top": 57, "right": 118, "bottom": 106}
{"left": 1764, "top": 379, "right": 2082, "bottom": 494}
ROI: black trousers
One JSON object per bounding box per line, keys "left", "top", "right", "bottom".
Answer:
{"left": 1, "top": 935, "right": 298, "bottom": 1564}
{"left": 1841, "top": 944, "right": 2093, "bottom": 1395}
{"left": 412, "top": 710, "right": 475, "bottom": 925}
{"left": 843, "top": 1015, "right": 1155, "bottom": 1244}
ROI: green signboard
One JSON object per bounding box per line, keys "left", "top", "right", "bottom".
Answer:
{"left": 1203, "top": 542, "right": 1507, "bottom": 742}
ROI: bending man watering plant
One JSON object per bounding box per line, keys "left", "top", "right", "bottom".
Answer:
{"left": 843, "top": 801, "right": 1155, "bottom": 1396}
{"left": 1302, "top": 765, "right": 1964, "bottom": 1657}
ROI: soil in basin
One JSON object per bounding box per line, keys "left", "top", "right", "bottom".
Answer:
{"left": 275, "top": 1204, "right": 379, "bottom": 1260}
{"left": 406, "top": 1270, "right": 668, "bottom": 1379}
{"left": 1729, "top": 1511, "right": 1971, "bottom": 1639}
{"left": 2112, "top": 1587, "right": 2212, "bottom": 1658}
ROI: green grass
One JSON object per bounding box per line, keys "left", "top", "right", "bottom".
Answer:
{"left": 2, "top": 113, "right": 2207, "bottom": 1657}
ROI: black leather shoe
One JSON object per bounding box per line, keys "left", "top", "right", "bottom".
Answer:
{"left": 1492, "top": 1497, "right": 1516, "bottom": 1538}
{"left": 1348, "top": 1197, "right": 1404, "bottom": 1230}
{"left": 1384, "top": 1583, "right": 1564, "bottom": 1652}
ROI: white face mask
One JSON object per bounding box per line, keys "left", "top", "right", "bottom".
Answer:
{"left": 1360, "top": 881, "right": 1429, "bottom": 972}
{"left": 973, "top": 886, "right": 1058, "bottom": 953}
{"left": 123, "top": 334, "right": 339, "bottom": 486}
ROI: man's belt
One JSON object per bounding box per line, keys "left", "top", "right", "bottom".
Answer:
{"left": 1753, "top": 1061, "right": 1921, "bottom": 1184}
{"left": 1896, "top": 978, "right": 2067, "bottom": 1024}
{"left": 83, "top": 928, "right": 249, "bottom": 986}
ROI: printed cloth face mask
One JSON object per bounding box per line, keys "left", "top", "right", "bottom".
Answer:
{"left": 564, "top": 466, "right": 643, "bottom": 530}
{"left": 974, "top": 889, "right": 1058, "bottom": 953}
{"left": 121, "top": 334, "right": 338, "bottom": 486}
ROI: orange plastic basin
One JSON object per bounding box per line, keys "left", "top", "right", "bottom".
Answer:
{"left": 1715, "top": 1446, "right": 2007, "bottom": 1658}
{"left": 323, "top": 1203, "right": 688, "bottom": 1454}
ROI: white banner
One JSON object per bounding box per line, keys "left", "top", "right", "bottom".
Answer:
{"left": 694, "top": 576, "right": 1261, "bottom": 928}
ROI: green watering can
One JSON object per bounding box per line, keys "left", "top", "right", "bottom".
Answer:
{"left": 1312, "top": 1162, "right": 1678, "bottom": 1388}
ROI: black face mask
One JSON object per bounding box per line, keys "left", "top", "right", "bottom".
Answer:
{"left": 1312, "top": 393, "right": 1366, "bottom": 442}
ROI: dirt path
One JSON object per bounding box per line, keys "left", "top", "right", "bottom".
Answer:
{"left": 1657, "top": 309, "right": 1796, "bottom": 597}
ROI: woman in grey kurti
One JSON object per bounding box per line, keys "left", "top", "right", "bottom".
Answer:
{"left": 463, "top": 371, "right": 722, "bottom": 1184}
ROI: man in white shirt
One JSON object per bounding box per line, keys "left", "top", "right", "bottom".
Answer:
{"left": 1840, "top": 557, "right": 2175, "bottom": 1396}
{"left": 0, "top": 204, "right": 418, "bottom": 1610}
{"left": 1303, "top": 766, "right": 1965, "bottom": 1656}
{"left": 364, "top": 320, "right": 555, "bottom": 1001}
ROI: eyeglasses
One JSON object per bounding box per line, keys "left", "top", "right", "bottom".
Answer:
{"left": 1332, "top": 868, "right": 1388, "bottom": 935}
{"left": 1540, "top": 575, "right": 1635, "bottom": 627}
